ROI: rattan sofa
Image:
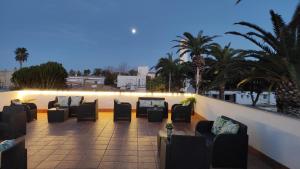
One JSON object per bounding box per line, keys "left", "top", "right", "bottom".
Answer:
{"left": 136, "top": 97, "right": 168, "bottom": 118}
{"left": 195, "top": 116, "right": 248, "bottom": 169}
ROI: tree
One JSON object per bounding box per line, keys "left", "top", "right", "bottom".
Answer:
{"left": 93, "top": 68, "right": 102, "bottom": 76}
{"left": 11, "top": 62, "right": 68, "bottom": 89}
{"left": 208, "top": 43, "right": 241, "bottom": 100}
{"left": 104, "top": 71, "right": 117, "bottom": 86}
{"left": 69, "top": 69, "right": 76, "bottom": 76}
{"left": 146, "top": 76, "right": 165, "bottom": 92}
{"left": 155, "top": 53, "right": 180, "bottom": 92}
{"left": 76, "top": 70, "right": 82, "bottom": 76}
{"left": 226, "top": 4, "right": 300, "bottom": 116}
{"left": 83, "top": 69, "right": 91, "bottom": 76}
{"left": 173, "top": 31, "right": 217, "bottom": 94}
{"left": 128, "top": 69, "right": 138, "bottom": 76}
{"left": 15, "top": 47, "right": 29, "bottom": 69}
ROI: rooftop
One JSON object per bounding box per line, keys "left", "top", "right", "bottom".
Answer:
{"left": 27, "top": 112, "right": 271, "bottom": 169}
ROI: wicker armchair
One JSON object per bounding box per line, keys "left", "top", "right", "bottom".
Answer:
{"left": 195, "top": 116, "right": 248, "bottom": 169}
{"left": 171, "top": 103, "right": 192, "bottom": 123}
{"left": 114, "top": 100, "right": 131, "bottom": 121}
{"left": 77, "top": 99, "right": 98, "bottom": 121}
{"left": 159, "top": 135, "right": 210, "bottom": 169}
{"left": 11, "top": 100, "right": 37, "bottom": 122}
{"left": 0, "top": 106, "right": 26, "bottom": 140}
{"left": 0, "top": 136, "right": 27, "bottom": 169}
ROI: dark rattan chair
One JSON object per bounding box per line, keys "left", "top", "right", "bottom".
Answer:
{"left": 11, "top": 99, "right": 37, "bottom": 122}
{"left": 77, "top": 99, "right": 98, "bottom": 121}
{"left": 195, "top": 116, "right": 248, "bottom": 169}
{"left": 159, "top": 135, "right": 210, "bottom": 169}
{"left": 113, "top": 100, "right": 131, "bottom": 121}
{"left": 171, "top": 103, "right": 192, "bottom": 123}
{"left": 0, "top": 106, "right": 26, "bottom": 140}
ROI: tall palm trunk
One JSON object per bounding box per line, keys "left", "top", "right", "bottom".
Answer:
{"left": 219, "top": 83, "right": 225, "bottom": 100}
{"left": 193, "top": 55, "right": 205, "bottom": 94}
{"left": 195, "top": 67, "right": 200, "bottom": 94}
{"left": 168, "top": 72, "right": 171, "bottom": 92}
{"left": 276, "top": 80, "right": 300, "bottom": 117}
{"left": 19, "top": 61, "right": 23, "bottom": 69}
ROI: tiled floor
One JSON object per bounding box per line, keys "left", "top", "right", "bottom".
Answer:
{"left": 26, "top": 112, "right": 272, "bottom": 169}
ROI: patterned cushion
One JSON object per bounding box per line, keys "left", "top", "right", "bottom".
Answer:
{"left": 211, "top": 116, "right": 227, "bottom": 135}
{"left": 70, "top": 96, "right": 82, "bottom": 106}
{"left": 0, "top": 140, "right": 15, "bottom": 152}
{"left": 57, "top": 96, "right": 69, "bottom": 107}
{"left": 151, "top": 100, "right": 165, "bottom": 107}
{"left": 219, "top": 121, "right": 240, "bottom": 134}
{"left": 139, "top": 100, "right": 152, "bottom": 107}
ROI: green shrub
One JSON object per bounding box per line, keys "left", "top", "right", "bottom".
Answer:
{"left": 11, "top": 62, "right": 68, "bottom": 89}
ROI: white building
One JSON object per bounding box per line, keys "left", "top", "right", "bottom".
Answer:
{"left": 66, "top": 76, "right": 105, "bottom": 89}
{"left": 0, "top": 70, "right": 14, "bottom": 90}
{"left": 117, "top": 66, "right": 148, "bottom": 91}
{"left": 205, "top": 90, "right": 276, "bottom": 106}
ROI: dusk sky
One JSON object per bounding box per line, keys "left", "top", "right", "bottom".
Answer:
{"left": 0, "top": 0, "right": 299, "bottom": 71}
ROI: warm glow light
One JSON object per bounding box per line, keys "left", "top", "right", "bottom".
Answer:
{"left": 17, "top": 90, "right": 195, "bottom": 98}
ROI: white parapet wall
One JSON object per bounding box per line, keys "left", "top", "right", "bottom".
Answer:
{"left": 12, "top": 90, "right": 193, "bottom": 110}
{"left": 0, "top": 91, "right": 19, "bottom": 109}
{"left": 194, "top": 95, "right": 300, "bottom": 169}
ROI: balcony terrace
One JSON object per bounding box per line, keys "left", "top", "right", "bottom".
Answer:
{"left": 1, "top": 90, "right": 299, "bottom": 169}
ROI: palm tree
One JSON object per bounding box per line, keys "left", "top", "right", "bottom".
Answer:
{"left": 226, "top": 4, "right": 300, "bottom": 116}
{"left": 208, "top": 43, "right": 241, "bottom": 100}
{"left": 15, "top": 47, "right": 29, "bottom": 69}
{"left": 155, "top": 53, "right": 180, "bottom": 92}
{"left": 173, "top": 31, "right": 217, "bottom": 94}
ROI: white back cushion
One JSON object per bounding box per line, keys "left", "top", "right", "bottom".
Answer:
{"left": 57, "top": 96, "right": 69, "bottom": 107}
{"left": 70, "top": 96, "right": 82, "bottom": 106}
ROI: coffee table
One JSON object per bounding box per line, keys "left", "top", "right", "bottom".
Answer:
{"left": 147, "top": 107, "right": 164, "bottom": 122}
{"left": 47, "top": 108, "right": 69, "bottom": 123}
{"left": 157, "top": 129, "right": 188, "bottom": 153}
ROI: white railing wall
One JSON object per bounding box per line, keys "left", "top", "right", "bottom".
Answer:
{"left": 14, "top": 90, "right": 193, "bottom": 110}
{"left": 194, "top": 95, "right": 300, "bottom": 169}
{"left": 0, "top": 91, "right": 19, "bottom": 110}
{"left": 1, "top": 90, "right": 300, "bottom": 168}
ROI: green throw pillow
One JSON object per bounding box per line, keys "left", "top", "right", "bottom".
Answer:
{"left": 211, "top": 116, "right": 227, "bottom": 135}
{"left": 219, "top": 121, "right": 240, "bottom": 134}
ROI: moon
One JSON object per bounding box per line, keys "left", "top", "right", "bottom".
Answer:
{"left": 131, "top": 28, "right": 137, "bottom": 35}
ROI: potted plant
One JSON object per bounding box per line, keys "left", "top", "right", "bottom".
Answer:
{"left": 165, "top": 123, "right": 173, "bottom": 138}
{"left": 180, "top": 97, "right": 196, "bottom": 115}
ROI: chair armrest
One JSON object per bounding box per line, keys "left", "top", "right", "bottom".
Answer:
{"left": 48, "top": 100, "right": 57, "bottom": 109}
{"left": 195, "top": 121, "right": 214, "bottom": 134}
{"left": 213, "top": 134, "right": 249, "bottom": 154}
{"left": 121, "top": 102, "right": 131, "bottom": 106}
{"left": 171, "top": 104, "right": 182, "bottom": 112}
{"left": 23, "top": 103, "right": 37, "bottom": 109}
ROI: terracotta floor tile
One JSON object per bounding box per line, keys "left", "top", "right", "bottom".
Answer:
{"left": 24, "top": 113, "right": 272, "bottom": 169}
